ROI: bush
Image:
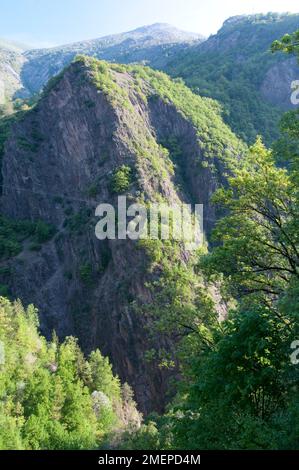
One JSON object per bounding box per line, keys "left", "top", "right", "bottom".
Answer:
{"left": 65, "top": 209, "right": 91, "bottom": 233}
{"left": 34, "top": 221, "right": 56, "bottom": 243}
{"left": 79, "top": 263, "right": 93, "bottom": 285}
{"left": 110, "top": 166, "right": 132, "bottom": 193}
{"left": 0, "top": 216, "right": 56, "bottom": 261}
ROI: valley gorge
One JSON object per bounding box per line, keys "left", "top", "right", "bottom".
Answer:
{"left": 0, "top": 57, "right": 243, "bottom": 413}
{"left": 0, "top": 8, "right": 298, "bottom": 452}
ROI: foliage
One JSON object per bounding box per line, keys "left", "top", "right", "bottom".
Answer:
{"left": 128, "top": 64, "right": 245, "bottom": 165}
{"left": 164, "top": 13, "right": 299, "bottom": 145}
{"left": 0, "top": 215, "right": 55, "bottom": 261}
{"left": 271, "top": 29, "right": 299, "bottom": 58}
{"left": 64, "top": 208, "right": 92, "bottom": 234}
{"left": 125, "top": 40, "right": 299, "bottom": 447}
{"left": 79, "top": 263, "right": 93, "bottom": 285}
{"left": 200, "top": 138, "right": 299, "bottom": 307}
{"left": 126, "top": 136, "right": 299, "bottom": 450}
{"left": 76, "top": 56, "right": 132, "bottom": 110}
{"left": 75, "top": 56, "right": 244, "bottom": 183}
{"left": 34, "top": 220, "right": 56, "bottom": 243}
{"left": 0, "top": 297, "right": 139, "bottom": 450}
{"left": 2, "top": 27, "right": 299, "bottom": 451}
{"left": 110, "top": 165, "right": 132, "bottom": 194}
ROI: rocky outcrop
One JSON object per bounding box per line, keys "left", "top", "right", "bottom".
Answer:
{"left": 0, "top": 58, "right": 242, "bottom": 413}
{"left": 260, "top": 57, "right": 299, "bottom": 110}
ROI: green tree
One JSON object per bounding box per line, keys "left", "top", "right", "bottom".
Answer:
{"left": 271, "top": 30, "right": 299, "bottom": 57}
{"left": 0, "top": 297, "right": 129, "bottom": 450}
{"left": 88, "top": 350, "right": 121, "bottom": 401}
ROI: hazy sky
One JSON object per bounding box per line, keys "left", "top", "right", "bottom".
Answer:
{"left": 1, "top": 0, "right": 299, "bottom": 48}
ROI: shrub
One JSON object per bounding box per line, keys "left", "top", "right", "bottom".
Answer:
{"left": 34, "top": 221, "right": 56, "bottom": 243}
{"left": 79, "top": 263, "right": 93, "bottom": 285}
{"left": 110, "top": 165, "right": 132, "bottom": 193}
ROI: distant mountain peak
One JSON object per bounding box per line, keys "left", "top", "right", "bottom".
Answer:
{"left": 128, "top": 22, "right": 203, "bottom": 40}
{"left": 131, "top": 22, "right": 174, "bottom": 32}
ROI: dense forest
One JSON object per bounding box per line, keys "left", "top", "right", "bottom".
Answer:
{"left": 0, "top": 24, "right": 299, "bottom": 451}
{"left": 0, "top": 297, "right": 142, "bottom": 449}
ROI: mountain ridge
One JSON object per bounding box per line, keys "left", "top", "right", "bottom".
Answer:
{"left": 1, "top": 12, "right": 299, "bottom": 146}
{"left": 163, "top": 11, "right": 299, "bottom": 144}
{"left": 0, "top": 57, "right": 243, "bottom": 412}
{"left": 0, "top": 22, "right": 204, "bottom": 108}
{"left": 25, "top": 23, "right": 203, "bottom": 54}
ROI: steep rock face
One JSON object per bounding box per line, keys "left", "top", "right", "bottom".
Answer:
{"left": 147, "top": 98, "right": 229, "bottom": 235}
{"left": 0, "top": 59, "right": 243, "bottom": 413}
{"left": 260, "top": 57, "right": 299, "bottom": 110}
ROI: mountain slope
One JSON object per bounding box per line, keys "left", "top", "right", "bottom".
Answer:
{"left": 20, "top": 24, "right": 203, "bottom": 95}
{"left": 163, "top": 12, "right": 299, "bottom": 145}
{"left": 2, "top": 14, "right": 299, "bottom": 146}
{"left": 0, "top": 45, "right": 26, "bottom": 111}
{"left": 0, "top": 58, "right": 243, "bottom": 413}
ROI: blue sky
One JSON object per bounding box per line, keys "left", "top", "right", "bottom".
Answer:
{"left": 1, "top": 0, "right": 298, "bottom": 48}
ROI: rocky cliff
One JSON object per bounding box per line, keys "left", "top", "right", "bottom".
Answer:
{"left": 0, "top": 57, "right": 243, "bottom": 413}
